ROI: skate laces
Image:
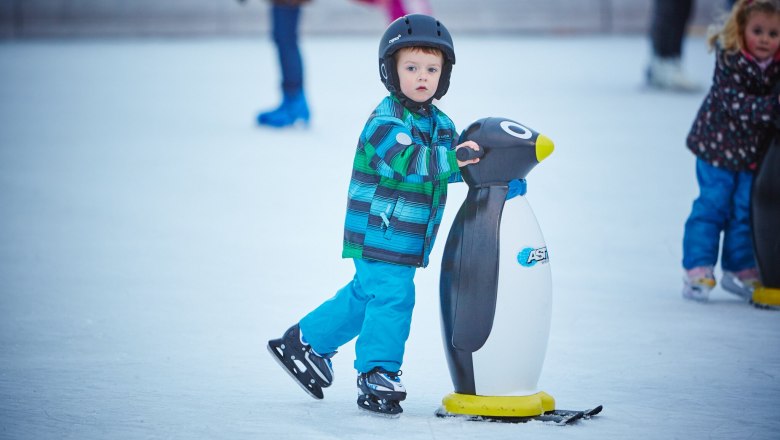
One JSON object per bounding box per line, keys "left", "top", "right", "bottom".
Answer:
{"left": 381, "top": 369, "right": 402, "bottom": 385}
{"left": 296, "top": 328, "right": 335, "bottom": 384}
{"left": 300, "top": 333, "right": 336, "bottom": 361}
{"left": 685, "top": 266, "right": 716, "bottom": 288}
{"left": 364, "top": 368, "right": 405, "bottom": 393}
{"left": 370, "top": 367, "right": 402, "bottom": 380}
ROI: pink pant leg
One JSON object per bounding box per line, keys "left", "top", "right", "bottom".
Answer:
{"left": 383, "top": 0, "right": 432, "bottom": 22}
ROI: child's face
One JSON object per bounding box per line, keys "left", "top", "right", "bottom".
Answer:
{"left": 395, "top": 48, "right": 443, "bottom": 103}
{"left": 743, "top": 11, "right": 780, "bottom": 62}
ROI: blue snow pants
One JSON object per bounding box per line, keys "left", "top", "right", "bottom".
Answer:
{"left": 271, "top": 4, "right": 303, "bottom": 95}
{"left": 682, "top": 158, "right": 755, "bottom": 271}
{"left": 299, "top": 258, "right": 416, "bottom": 374}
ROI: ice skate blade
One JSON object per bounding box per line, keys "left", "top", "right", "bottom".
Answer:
{"left": 435, "top": 405, "right": 602, "bottom": 425}
{"left": 357, "top": 404, "right": 402, "bottom": 419}
{"left": 266, "top": 342, "right": 324, "bottom": 400}
{"left": 357, "top": 393, "right": 403, "bottom": 417}
{"left": 682, "top": 293, "right": 709, "bottom": 303}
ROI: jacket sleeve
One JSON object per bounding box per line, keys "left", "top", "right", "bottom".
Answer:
{"left": 714, "top": 52, "right": 778, "bottom": 126}
{"left": 362, "top": 115, "right": 460, "bottom": 183}
{"left": 448, "top": 136, "right": 464, "bottom": 183}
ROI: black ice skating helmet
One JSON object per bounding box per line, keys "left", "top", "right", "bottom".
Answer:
{"left": 378, "top": 14, "right": 456, "bottom": 100}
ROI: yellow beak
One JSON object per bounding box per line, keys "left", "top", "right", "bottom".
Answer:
{"left": 535, "top": 134, "right": 554, "bottom": 163}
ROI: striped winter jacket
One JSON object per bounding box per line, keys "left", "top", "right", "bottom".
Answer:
{"left": 342, "top": 95, "right": 462, "bottom": 268}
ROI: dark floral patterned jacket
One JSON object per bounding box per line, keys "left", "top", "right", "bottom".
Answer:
{"left": 687, "top": 47, "right": 780, "bottom": 171}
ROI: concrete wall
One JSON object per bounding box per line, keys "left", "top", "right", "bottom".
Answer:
{"left": 0, "top": 0, "right": 728, "bottom": 38}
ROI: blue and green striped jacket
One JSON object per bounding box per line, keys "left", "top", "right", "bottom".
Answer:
{"left": 342, "top": 95, "right": 462, "bottom": 268}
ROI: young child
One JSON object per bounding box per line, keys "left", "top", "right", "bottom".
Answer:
{"left": 267, "top": 14, "right": 480, "bottom": 416}
{"left": 683, "top": 0, "right": 780, "bottom": 301}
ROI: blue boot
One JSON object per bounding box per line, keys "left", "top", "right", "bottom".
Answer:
{"left": 257, "top": 91, "right": 310, "bottom": 128}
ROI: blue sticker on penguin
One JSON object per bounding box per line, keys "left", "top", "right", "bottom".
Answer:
{"left": 517, "top": 247, "right": 549, "bottom": 267}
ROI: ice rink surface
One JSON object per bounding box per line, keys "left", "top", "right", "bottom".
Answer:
{"left": 1, "top": 34, "right": 779, "bottom": 439}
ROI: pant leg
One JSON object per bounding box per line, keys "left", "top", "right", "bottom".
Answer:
{"left": 298, "top": 259, "right": 416, "bottom": 374}
{"left": 385, "top": 0, "right": 406, "bottom": 21}
{"left": 682, "top": 159, "right": 735, "bottom": 269}
{"left": 299, "top": 272, "right": 370, "bottom": 355}
{"left": 650, "top": 0, "right": 694, "bottom": 58}
{"left": 721, "top": 171, "right": 756, "bottom": 271}
{"left": 271, "top": 4, "right": 303, "bottom": 95}
{"left": 352, "top": 259, "right": 416, "bottom": 373}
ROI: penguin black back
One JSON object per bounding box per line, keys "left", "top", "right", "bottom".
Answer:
{"left": 752, "top": 135, "right": 780, "bottom": 288}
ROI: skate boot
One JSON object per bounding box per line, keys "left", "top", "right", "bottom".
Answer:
{"left": 682, "top": 266, "right": 716, "bottom": 302}
{"left": 257, "top": 91, "right": 310, "bottom": 128}
{"left": 646, "top": 56, "right": 700, "bottom": 93}
{"left": 721, "top": 268, "right": 761, "bottom": 301}
{"left": 267, "top": 324, "right": 334, "bottom": 399}
{"left": 356, "top": 367, "right": 406, "bottom": 417}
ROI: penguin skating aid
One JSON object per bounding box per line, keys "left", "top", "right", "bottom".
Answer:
{"left": 437, "top": 117, "right": 602, "bottom": 423}
{"left": 751, "top": 124, "right": 780, "bottom": 309}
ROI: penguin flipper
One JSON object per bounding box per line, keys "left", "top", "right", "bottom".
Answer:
{"left": 450, "top": 186, "right": 507, "bottom": 352}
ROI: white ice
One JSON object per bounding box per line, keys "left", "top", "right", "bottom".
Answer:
{"left": 1, "top": 34, "right": 779, "bottom": 440}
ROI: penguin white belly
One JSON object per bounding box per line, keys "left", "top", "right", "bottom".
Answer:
{"left": 471, "top": 196, "right": 552, "bottom": 396}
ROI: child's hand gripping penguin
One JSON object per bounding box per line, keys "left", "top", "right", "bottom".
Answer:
{"left": 437, "top": 117, "right": 602, "bottom": 424}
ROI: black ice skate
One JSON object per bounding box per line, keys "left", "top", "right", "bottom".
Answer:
{"left": 267, "top": 324, "right": 334, "bottom": 400}
{"left": 356, "top": 367, "right": 406, "bottom": 417}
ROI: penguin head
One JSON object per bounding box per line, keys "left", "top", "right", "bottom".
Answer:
{"left": 458, "top": 117, "right": 554, "bottom": 188}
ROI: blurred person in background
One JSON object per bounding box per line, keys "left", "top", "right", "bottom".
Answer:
{"left": 240, "top": 0, "right": 431, "bottom": 128}
{"left": 253, "top": 0, "right": 310, "bottom": 127}
{"left": 646, "top": 0, "right": 701, "bottom": 91}
{"left": 355, "top": 0, "right": 431, "bottom": 23}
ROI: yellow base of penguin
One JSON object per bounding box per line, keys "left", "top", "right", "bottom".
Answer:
{"left": 440, "top": 391, "right": 555, "bottom": 418}
{"left": 753, "top": 286, "right": 780, "bottom": 308}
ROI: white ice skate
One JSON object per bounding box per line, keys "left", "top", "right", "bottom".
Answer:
{"left": 721, "top": 268, "right": 761, "bottom": 301}
{"left": 683, "top": 266, "right": 716, "bottom": 302}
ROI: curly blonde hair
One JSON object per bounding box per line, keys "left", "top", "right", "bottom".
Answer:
{"left": 707, "top": 0, "right": 780, "bottom": 53}
{"left": 708, "top": 0, "right": 780, "bottom": 53}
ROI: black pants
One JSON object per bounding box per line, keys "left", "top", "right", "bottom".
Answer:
{"left": 650, "top": 0, "right": 694, "bottom": 58}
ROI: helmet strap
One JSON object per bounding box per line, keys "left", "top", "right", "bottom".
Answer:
{"left": 393, "top": 91, "right": 433, "bottom": 114}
